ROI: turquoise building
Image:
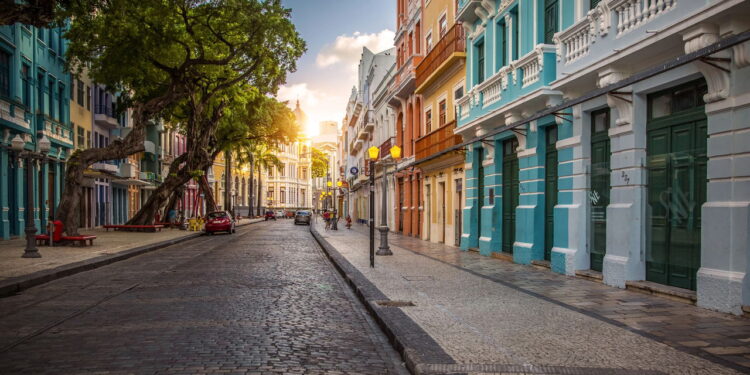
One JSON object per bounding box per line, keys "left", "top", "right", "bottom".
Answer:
{"left": 0, "top": 23, "right": 72, "bottom": 240}
{"left": 455, "top": 0, "right": 750, "bottom": 315}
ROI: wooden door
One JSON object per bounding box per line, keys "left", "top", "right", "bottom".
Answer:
{"left": 544, "top": 125, "right": 558, "bottom": 261}
{"left": 590, "top": 109, "right": 611, "bottom": 272}
{"left": 502, "top": 138, "right": 519, "bottom": 253}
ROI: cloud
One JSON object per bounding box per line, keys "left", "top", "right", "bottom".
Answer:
{"left": 316, "top": 29, "right": 395, "bottom": 71}
{"left": 276, "top": 83, "right": 348, "bottom": 136}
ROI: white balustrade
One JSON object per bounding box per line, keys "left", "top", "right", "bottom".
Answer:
{"left": 556, "top": 20, "right": 592, "bottom": 64}
{"left": 613, "top": 0, "right": 676, "bottom": 36}
{"left": 480, "top": 75, "right": 502, "bottom": 107}
{"left": 458, "top": 97, "right": 470, "bottom": 120}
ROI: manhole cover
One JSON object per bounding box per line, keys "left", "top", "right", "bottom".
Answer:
{"left": 375, "top": 300, "right": 415, "bottom": 307}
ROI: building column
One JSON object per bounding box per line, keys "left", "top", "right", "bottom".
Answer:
{"left": 686, "top": 25, "right": 750, "bottom": 314}
{"left": 461, "top": 146, "right": 480, "bottom": 250}
{"left": 479, "top": 140, "right": 501, "bottom": 256}
{"left": 514, "top": 122, "right": 546, "bottom": 265}
{"left": 40, "top": 160, "right": 50, "bottom": 233}
{"left": 599, "top": 68, "right": 647, "bottom": 288}
{"left": 551, "top": 106, "right": 590, "bottom": 275}
{"left": 0, "top": 148, "right": 9, "bottom": 239}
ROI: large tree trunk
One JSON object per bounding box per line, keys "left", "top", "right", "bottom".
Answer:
{"left": 199, "top": 175, "right": 218, "bottom": 213}
{"left": 256, "top": 164, "right": 263, "bottom": 216}
{"left": 224, "top": 150, "right": 232, "bottom": 214}
{"left": 127, "top": 153, "right": 191, "bottom": 225}
{"left": 248, "top": 155, "right": 254, "bottom": 217}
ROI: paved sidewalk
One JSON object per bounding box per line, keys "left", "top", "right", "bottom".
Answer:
{"left": 0, "top": 218, "right": 262, "bottom": 296}
{"left": 313, "top": 221, "right": 750, "bottom": 375}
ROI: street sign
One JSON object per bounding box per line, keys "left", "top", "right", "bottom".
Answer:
{"left": 350, "top": 167, "right": 359, "bottom": 175}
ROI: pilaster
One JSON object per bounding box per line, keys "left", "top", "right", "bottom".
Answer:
{"left": 0, "top": 148, "right": 9, "bottom": 239}
{"left": 479, "top": 140, "right": 501, "bottom": 256}
{"left": 514, "top": 125, "right": 545, "bottom": 265}
{"left": 461, "top": 147, "right": 480, "bottom": 250}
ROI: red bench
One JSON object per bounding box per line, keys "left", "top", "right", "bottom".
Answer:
{"left": 61, "top": 235, "right": 97, "bottom": 246}
{"left": 36, "top": 220, "right": 64, "bottom": 245}
{"left": 102, "top": 224, "right": 164, "bottom": 232}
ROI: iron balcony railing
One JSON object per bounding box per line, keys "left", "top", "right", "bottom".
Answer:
{"left": 416, "top": 23, "right": 465, "bottom": 89}
{"left": 414, "top": 120, "right": 462, "bottom": 160}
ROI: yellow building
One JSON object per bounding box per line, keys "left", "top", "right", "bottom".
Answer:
{"left": 70, "top": 70, "right": 95, "bottom": 228}
{"left": 210, "top": 152, "right": 257, "bottom": 214}
{"left": 413, "top": 0, "right": 466, "bottom": 246}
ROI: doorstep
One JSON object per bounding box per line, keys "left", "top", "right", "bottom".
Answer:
{"left": 625, "top": 280, "right": 697, "bottom": 305}
{"left": 531, "top": 260, "right": 551, "bottom": 270}
{"left": 490, "top": 252, "right": 513, "bottom": 263}
{"left": 575, "top": 269, "right": 604, "bottom": 284}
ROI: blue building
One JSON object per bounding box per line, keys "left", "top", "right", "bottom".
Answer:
{"left": 0, "top": 23, "right": 72, "bottom": 239}
{"left": 456, "top": 0, "right": 750, "bottom": 314}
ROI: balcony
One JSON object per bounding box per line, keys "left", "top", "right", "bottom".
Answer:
{"left": 415, "top": 120, "right": 462, "bottom": 160}
{"left": 36, "top": 114, "right": 73, "bottom": 146}
{"left": 94, "top": 105, "right": 118, "bottom": 129}
{"left": 380, "top": 137, "right": 394, "bottom": 159}
{"left": 119, "top": 162, "right": 138, "bottom": 179}
{"left": 416, "top": 24, "right": 466, "bottom": 91}
{"left": 1, "top": 100, "right": 31, "bottom": 130}
{"left": 139, "top": 171, "right": 161, "bottom": 183}
{"left": 390, "top": 55, "right": 423, "bottom": 100}
{"left": 92, "top": 161, "right": 119, "bottom": 174}
{"left": 364, "top": 110, "right": 375, "bottom": 133}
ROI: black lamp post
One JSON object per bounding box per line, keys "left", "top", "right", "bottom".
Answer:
{"left": 10, "top": 134, "right": 51, "bottom": 258}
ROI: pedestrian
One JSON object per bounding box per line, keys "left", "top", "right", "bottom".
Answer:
{"left": 323, "top": 210, "right": 331, "bottom": 230}
{"left": 345, "top": 215, "right": 352, "bottom": 229}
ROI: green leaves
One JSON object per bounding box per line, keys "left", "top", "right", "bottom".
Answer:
{"left": 311, "top": 147, "right": 329, "bottom": 178}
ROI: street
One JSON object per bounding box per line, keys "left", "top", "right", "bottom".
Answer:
{"left": 0, "top": 221, "right": 407, "bottom": 374}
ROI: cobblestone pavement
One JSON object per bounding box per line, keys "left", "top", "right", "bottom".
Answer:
{"left": 317, "top": 221, "right": 749, "bottom": 375}
{"left": 0, "top": 220, "right": 408, "bottom": 374}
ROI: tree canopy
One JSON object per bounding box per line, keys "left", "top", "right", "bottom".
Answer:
{"left": 311, "top": 147, "right": 329, "bottom": 178}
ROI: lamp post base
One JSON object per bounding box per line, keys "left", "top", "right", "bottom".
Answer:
{"left": 22, "top": 226, "right": 41, "bottom": 258}
{"left": 376, "top": 226, "right": 392, "bottom": 255}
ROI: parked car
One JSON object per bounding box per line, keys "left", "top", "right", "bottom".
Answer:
{"left": 294, "top": 210, "right": 311, "bottom": 225}
{"left": 264, "top": 210, "right": 277, "bottom": 221}
{"left": 204, "top": 211, "right": 235, "bottom": 234}
{"left": 275, "top": 210, "right": 285, "bottom": 218}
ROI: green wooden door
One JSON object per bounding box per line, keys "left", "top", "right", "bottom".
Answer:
{"left": 590, "top": 109, "right": 610, "bottom": 272}
{"left": 544, "top": 0, "right": 558, "bottom": 44}
{"left": 502, "top": 138, "right": 519, "bottom": 253}
{"left": 544, "top": 125, "right": 558, "bottom": 261}
{"left": 646, "top": 80, "right": 707, "bottom": 291}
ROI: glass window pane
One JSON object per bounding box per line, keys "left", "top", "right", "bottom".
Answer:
{"left": 672, "top": 87, "right": 695, "bottom": 113}
{"left": 650, "top": 94, "right": 672, "bottom": 119}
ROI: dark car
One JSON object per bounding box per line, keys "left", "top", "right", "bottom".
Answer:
{"left": 294, "top": 210, "right": 311, "bottom": 225}
{"left": 265, "top": 210, "right": 277, "bottom": 221}
{"left": 204, "top": 211, "right": 235, "bottom": 234}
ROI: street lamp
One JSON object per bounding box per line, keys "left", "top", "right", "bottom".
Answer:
{"left": 10, "top": 134, "right": 51, "bottom": 258}
{"left": 377, "top": 145, "right": 401, "bottom": 256}
{"left": 367, "top": 146, "right": 380, "bottom": 268}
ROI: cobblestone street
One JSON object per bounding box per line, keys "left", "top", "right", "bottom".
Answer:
{"left": 0, "top": 221, "right": 407, "bottom": 374}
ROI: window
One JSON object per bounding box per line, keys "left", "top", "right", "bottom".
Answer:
{"left": 280, "top": 187, "right": 286, "bottom": 204}
{"left": 58, "top": 86, "right": 64, "bottom": 121}
{"left": 476, "top": 41, "right": 485, "bottom": 84}
{"left": 86, "top": 86, "right": 91, "bottom": 109}
{"left": 21, "top": 64, "right": 30, "bottom": 106}
{"left": 591, "top": 108, "right": 610, "bottom": 135}
{"left": 590, "top": 0, "right": 602, "bottom": 9}
{"left": 511, "top": 9, "right": 519, "bottom": 60}
{"left": 425, "top": 109, "right": 432, "bottom": 132}
{"left": 0, "top": 50, "right": 10, "bottom": 97}
{"left": 38, "top": 73, "right": 45, "bottom": 113}
{"left": 279, "top": 164, "right": 286, "bottom": 177}
{"left": 426, "top": 32, "right": 433, "bottom": 52}
{"left": 489, "top": 188, "right": 495, "bottom": 204}
{"left": 544, "top": 0, "right": 558, "bottom": 44}
{"left": 267, "top": 188, "right": 274, "bottom": 199}
{"left": 648, "top": 80, "right": 708, "bottom": 120}
{"left": 498, "top": 21, "right": 507, "bottom": 67}
{"left": 86, "top": 130, "right": 91, "bottom": 147}
{"left": 439, "top": 100, "right": 447, "bottom": 127}
{"left": 454, "top": 85, "right": 464, "bottom": 100}
{"left": 48, "top": 78, "right": 55, "bottom": 118}
{"left": 439, "top": 14, "right": 448, "bottom": 38}
{"left": 77, "top": 126, "right": 85, "bottom": 148}
{"left": 77, "top": 79, "right": 84, "bottom": 106}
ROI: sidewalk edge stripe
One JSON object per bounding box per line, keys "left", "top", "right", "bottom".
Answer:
{"left": 309, "top": 225, "right": 456, "bottom": 375}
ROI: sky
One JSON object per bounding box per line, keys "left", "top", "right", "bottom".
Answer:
{"left": 278, "top": 0, "right": 396, "bottom": 136}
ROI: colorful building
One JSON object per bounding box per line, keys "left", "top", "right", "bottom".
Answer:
{"left": 456, "top": 0, "right": 750, "bottom": 314}
{"left": 390, "top": 0, "right": 425, "bottom": 237}
{"left": 413, "top": 0, "right": 466, "bottom": 246}
{"left": 0, "top": 23, "right": 72, "bottom": 239}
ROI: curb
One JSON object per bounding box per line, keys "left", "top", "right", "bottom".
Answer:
{"left": 309, "top": 225, "right": 456, "bottom": 375}
{"left": 0, "top": 219, "right": 263, "bottom": 298}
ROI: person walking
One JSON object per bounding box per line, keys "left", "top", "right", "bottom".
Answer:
{"left": 323, "top": 210, "right": 331, "bottom": 230}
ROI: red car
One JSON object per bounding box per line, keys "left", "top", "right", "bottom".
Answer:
{"left": 204, "top": 211, "right": 236, "bottom": 234}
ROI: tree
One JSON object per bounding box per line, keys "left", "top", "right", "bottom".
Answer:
{"left": 310, "top": 147, "right": 329, "bottom": 178}
{"left": 251, "top": 143, "right": 283, "bottom": 216}
{"left": 56, "top": 0, "right": 305, "bottom": 232}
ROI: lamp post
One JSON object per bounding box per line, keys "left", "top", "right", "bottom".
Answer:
{"left": 10, "top": 134, "right": 51, "bottom": 258}
{"left": 367, "top": 146, "right": 378, "bottom": 268}
{"left": 377, "top": 145, "right": 401, "bottom": 255}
